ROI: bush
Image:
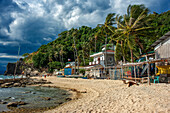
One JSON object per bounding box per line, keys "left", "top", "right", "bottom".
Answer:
{"left": 79, "top": 69, "right": 85, "bottom": 75}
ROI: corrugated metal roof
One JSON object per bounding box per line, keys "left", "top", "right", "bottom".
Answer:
{"left": 151, "top": 31, "right": 170, "bottom": 47}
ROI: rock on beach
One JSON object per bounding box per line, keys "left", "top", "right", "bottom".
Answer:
{"left": 7, "top": 101, "right": 27, "bottom": 107}
{"left": 0, "top": 78, "right": 52, "bottom": 88}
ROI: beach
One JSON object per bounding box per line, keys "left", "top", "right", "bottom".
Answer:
{"left": 34, "top": 76, "right": 170, "bottom": 113}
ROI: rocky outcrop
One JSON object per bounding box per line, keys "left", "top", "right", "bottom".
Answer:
{"left": 4, "top": 59, "right": 24, "bottom": 75}
{"left": 0, "top": 78, "right": 52, "bottom": 88}
{"left": 4, "top": 63, "right": 20, "bottom": 75}
{"left": 4, "top": 58, "right": 39, "bottom": 76}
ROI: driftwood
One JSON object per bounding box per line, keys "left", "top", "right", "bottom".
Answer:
{"left": 122, "top": 79, "right": 139, "bottom": 87}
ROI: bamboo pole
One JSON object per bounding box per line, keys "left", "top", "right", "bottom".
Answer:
{"left": 147, "top": 63, "right": 150, "bottom": 85}
{"left": 121, "top": 61, "right": 124, "bottom": 79}
{"left": 134, "top": 65, "right": 136, "bottom": 82}
{"left": 14, "top": 45, "right": 20, "bottom": 79}
{"left": 138, "top": 66, "right": 140, "bottom": 78}
{"left": 94, "top": 67, "right": 96, "bottom": 77}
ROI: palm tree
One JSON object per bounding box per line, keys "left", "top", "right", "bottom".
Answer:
{"left": 59, "top": 45, "right": 66, "bottom": 68}
{"left": 72, "top": 29, "right": 79, "bottom": 74}
{"left": 94, "top": 33, "right": 98, "bottom": 53}
{"left": 115, "top": 4, "right": 151, "bottom": 62}
{"left": 56, "top": 44, "right": 65, "bottom": 68}
{"left": 80, "top": 41, "right": 89, "bottom": 65}
{"left": 98, "top": 13, "right": 116, "bottom": 67}
{"left": 48, "top": 49, "right": 54, "bottom": 62}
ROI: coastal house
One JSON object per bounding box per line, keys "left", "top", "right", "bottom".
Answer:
{"left": 64, "top": 62, "right": 75, "bottom": 75}
{"left": 64, "top": 62, "right": 85, "bottom": 75}
{"left": 85, "top": 45, "right": 116, "bottom": 78}
{"left": 151, "top": 31, "right": 170, "bottom": 60}
{"left": 151, "top": 31, "right": 170, "bottom": 65}
{"left": 150, "top": 31, "right": 170, "bottom": 83}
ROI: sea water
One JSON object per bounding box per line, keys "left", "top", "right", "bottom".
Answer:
{"left": 0, "top": 86, "right": 71, "bottom": 112}
{"left": 0, "top": 75, "right": 24, "bottom": 80}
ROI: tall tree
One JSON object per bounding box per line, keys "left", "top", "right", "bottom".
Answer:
{"left": 72, "top": 29, "right": 79, "bottom": 74}
{"left": 56, "top": 44, "right": 65, "bottom": 68}
{"left": 115, "top": 4, "right": 151, "bottom": 62}
{"left": 98, "top": 13, "right": 116, "bottom": 67}
{"left": 80, "top": 41, "right": 89, "bottom": 65}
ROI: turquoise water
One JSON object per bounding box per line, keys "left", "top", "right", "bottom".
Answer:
{"left": 0, "top": 75, "right": 24, "bottom": 80}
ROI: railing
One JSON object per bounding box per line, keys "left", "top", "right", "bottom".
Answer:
{"left": 89, "top": 60, "right": 105, "bottom": 66}
{"left": 100, "top": 60, "right": 105, "bottom": 67}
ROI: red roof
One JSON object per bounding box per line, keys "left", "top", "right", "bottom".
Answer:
{"left": 106, "top": 50, "right": 114, "bottom": 52}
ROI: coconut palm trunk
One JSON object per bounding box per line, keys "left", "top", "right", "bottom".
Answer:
{"left": 121, "top": 41, "right": 126, "bottom": 63}
{"left": 61, "top": 54, "right": 64, "bottom": 68}
{"left": 130, "top": 49, "right": 134, "bottom": 63}
{"left": 59, "top": 54, "right": 63, "bottom": 68}
{"left": 83, "top": 53, "right": 85, "bottom": 66}
{"left": 73, "top": 51, "right": 76, "bottom": 74}
{"left": 95, "top": 36, "right": 97, "bottom": 53}
{"left": 73, "top": 37, "right": 79, "bottom": 74}
{"left": 104, "top": 34, "right": 107, "bottom": 76}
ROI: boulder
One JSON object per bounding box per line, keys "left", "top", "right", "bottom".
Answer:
{"left": 7, "top": 101, "right": 27, "bottom": 107}
{"left": 65, "top": 98, "right": 72, "bottom": 101}
{"left": 1, "top": 82, "right": 13, "bottom": 88}
{"left": 21, "top": 84, "right": 26, "bottom": 87}
{"left": 13, "top": 83, "right": 21, "bottom": 87}
{"left": 30, "top": 70, "right": 39, "bottom": 76}
{"left": 0, "top": 101, "right": 7, "bottom": 104}
{"left": 62, "top": 93, "right": 67, "bottom": 95}
{"left": 22, "top": 91, "right": 31, "bottom": 94}
{"left": 58, "top": 102, "right": 63, "bottom": 105}
{"left": 31, "top": 92, "right": 36, "bottom": 94}
{"left": 79, "top": 90, "right": 87, "bottom": 93}
{"left": 42, "top": 97, "right": 51, "bottom": 100}
{"left": 27, "top": 82, "right": 33, "bottom": 85}
{"left": 45, "top": 81, "right": 52, "bottom": 84}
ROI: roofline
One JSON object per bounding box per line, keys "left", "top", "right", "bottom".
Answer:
{"left": 90, "top": 51, "right": 114, "bottom": 57}
{"left": 151, "top": 31, "right": 170, "bottom": 47}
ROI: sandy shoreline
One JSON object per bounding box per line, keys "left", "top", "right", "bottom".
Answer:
{"left": 35, "top": 76, "right": 170, "bottom": 113}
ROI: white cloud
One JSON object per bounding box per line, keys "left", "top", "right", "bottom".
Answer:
{"left": 0, "top": 40, "right": 18, "bottom": 46}
{"left": 43, "top": 37, "right": 52, "bottom": 41}
{"left": 0, "top": 53, "right": 23, "bottom": 59}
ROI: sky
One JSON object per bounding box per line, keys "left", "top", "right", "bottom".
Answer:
{"left": 0, "top": 0, "right": 169, "bottom": 74}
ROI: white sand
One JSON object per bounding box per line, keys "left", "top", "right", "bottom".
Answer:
{"left": 36, "top": 77, "right": 170, "bottom": 113}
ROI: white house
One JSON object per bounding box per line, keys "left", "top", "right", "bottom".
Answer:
{"left": 85, "top": 45, "right": 116, "bottom": 78}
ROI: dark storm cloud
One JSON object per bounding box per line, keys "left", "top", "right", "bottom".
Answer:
{"left": 0, "top": 0, "right": 22, "bottom": 31}
{"left": 0, "top": 0, "right": 169, "bottom": 73}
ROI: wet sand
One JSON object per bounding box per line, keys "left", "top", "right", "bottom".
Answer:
{"left": 35, "top": 76, "right": 170, "bottom": 113}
